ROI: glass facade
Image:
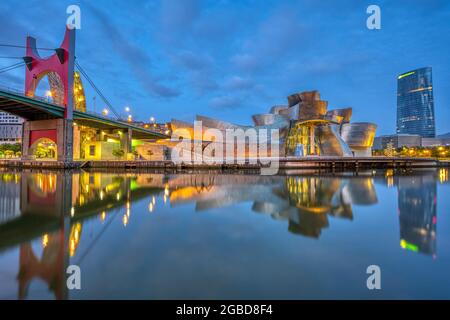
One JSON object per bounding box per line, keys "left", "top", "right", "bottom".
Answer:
{"left": 397, "top": 67, "right": 435, "bottom": 138}
{"left": 286, "top": 121, "right": 320, "bottom": 156}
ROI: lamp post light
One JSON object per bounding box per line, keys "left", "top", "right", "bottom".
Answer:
{"left": 102, "top": 108, "right": 109, "bottom": 116}
{"left": 127, "top": 114, "right": 133, "bottom": 123}
{"left": 150, "top": 117, "right": 155, "bottom": 123}
{"left": 125, "top": 106, "right": 130, "bottom": 113}
{"left": 45, "top": 90, "right": 52, "bottom": 102}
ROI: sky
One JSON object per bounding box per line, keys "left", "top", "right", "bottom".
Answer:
{"left": 0, "top": 0, "right": 449, "bottom": 135}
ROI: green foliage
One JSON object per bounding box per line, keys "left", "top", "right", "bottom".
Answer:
{"left": 112, "top": 148, "right": 125, "bottom": 159}
{"left": 377, "top": 145, "right": 450, "bottom": 159}
{"left": 0, "top": 143, "right": 21, "bottom": 158}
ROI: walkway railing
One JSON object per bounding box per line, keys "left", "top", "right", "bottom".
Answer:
{"left": 0, "top": 84, "right": 123, "bottom": 121}
{"left": 0, "top": 84, "right": 168, "bottom": 137}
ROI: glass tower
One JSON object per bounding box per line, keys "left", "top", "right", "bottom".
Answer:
{"left": 397, "top": 67, "right": 435, "bottom": 138}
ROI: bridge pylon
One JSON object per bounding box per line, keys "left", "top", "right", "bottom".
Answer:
{"left": 22, "top": 27, "right": 76, "bottom": 162}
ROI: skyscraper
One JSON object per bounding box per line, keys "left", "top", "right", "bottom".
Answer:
{"left": 397, "top": 67, "right": 435, "bottom": 138}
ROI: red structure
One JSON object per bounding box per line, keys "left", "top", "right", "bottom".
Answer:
{"left": 29, "top": 129, "right": 57, "bottom": 147}
{"left": 18, "top": 232, "right": 67, "bottom": 300}
{"left": 21, "top": 27, "right": 76, "bottom": 161}
{"left": 24, "top": 27, "right": 75, "bottom": 119}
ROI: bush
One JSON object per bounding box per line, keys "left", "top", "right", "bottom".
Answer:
{"left": 4, "top": 150, "right": 14, "bottom": 158}
{"left": 112, "top": 149, "right": 125, "bottom": 160}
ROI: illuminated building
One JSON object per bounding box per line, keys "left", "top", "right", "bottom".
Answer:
{"left": 397, "top": 67, "right": 435, "bottom": 138}
{"left": 0, "top": 112, "right": 23, "bottom": 144}
{"left": 171, "top": 90, "right": 377, "bottom": 158}
{"left": 73, "top": 71, "right": 86, "bottom": 112}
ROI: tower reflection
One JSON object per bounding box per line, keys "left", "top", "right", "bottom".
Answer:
{"left": 0, "top": 169, "right": 446, "bottom": 299}
{"left": 396, "top": 175, "right": 437, "bottom": 256}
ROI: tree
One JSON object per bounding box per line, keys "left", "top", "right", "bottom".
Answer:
{"left": 4, "top": 150, "right": 14, "bottom": 158}
{"left": 384, "top": 142, "right": 394, "bottom": 157}
{"left": 112, "top": 149, "right": 124, "bottom": 160}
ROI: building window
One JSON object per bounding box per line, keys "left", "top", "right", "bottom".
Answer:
{"left": 89, "top": 145, "right": 96, "bottom": 156}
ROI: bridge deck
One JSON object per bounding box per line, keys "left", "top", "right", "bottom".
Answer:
{"left": 0, "top": 89, "right": 169, "bottom": 140}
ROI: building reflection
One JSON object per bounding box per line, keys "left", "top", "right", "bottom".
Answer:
{"left": 375, "top": 169, "right": 442, "bottom": 257}
{"left": 18, "top": 230, "right": 67, "bottom": 300}
{"left": 396, "top": 175, "right": 437, "bottom": 256}
{"left": 0, "top": 171, "right": 165, "bottom": 299}
{"left": 0, "top": 169, "right": 446, "bottom": 298}
{"left": 167, "top": 174, "right": 378, "bottom": 239}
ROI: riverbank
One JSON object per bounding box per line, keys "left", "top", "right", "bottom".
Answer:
{"left": 0, "top": 156, "right": 448, "bottom": 170}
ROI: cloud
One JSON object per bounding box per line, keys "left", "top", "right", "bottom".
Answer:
{"left": 230, "top": 54, "right": 259, "bottom": 72}
{"left": 86, "top": 3, "right": 180, "bottom": 98}
{"left": 223, "top": 76, "right": 254, "bottom": 91}
{"left": 158, "top": 0, "right": 201, "bottom": 45}
{"left": 209, "top": 95, "right": 242, "bottom": 110}
{"left": 232, "top": 7, "right": 307, "bottom": 73}
{"left": 174, "top": 51, "right": 214, "bottom": 71}
{"left": 189, "top": 71, "right": 219, "bottom": 95}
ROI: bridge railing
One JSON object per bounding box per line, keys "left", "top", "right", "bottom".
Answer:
{"left": 0, "top": 85, "right": 165, "bottom": 133}
{"left": 0, "top": 84, "right": 125, "bottom": 121}
{"left": 0, "top": 84, "right": 57, "bottom": 105}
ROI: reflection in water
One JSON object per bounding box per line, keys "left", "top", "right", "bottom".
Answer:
{"left": 439, "top": 168, "right": 448, "bottom": 184}
{"left": 0, "top": 169, "right": 446, "bottom": 299}
{"left": 396, "top": 175, "right": 437, "bottom": 257}
{"left": 169, "top": 175, "right": 378, "bottom": 238}
{"left": 18, "top": 230, "right": 67, "bottom": 300}
{"left": 375, "top": 170, "right": 443, "bottom": 257}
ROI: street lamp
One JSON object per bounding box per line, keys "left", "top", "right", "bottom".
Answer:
{"left": 125, "top": 106, "right": 130, "bottom": 113}
{"left": 150, "top": 117, "right": 155, "bottom": 123}
{"left": 102, "top": 108, "right": 109, "bottom": 116}
{"left": 45, "top": 90, "right": 52, "bottom": 102}
{"left": 127, "top": 114, "right": 133, "bottom": 123}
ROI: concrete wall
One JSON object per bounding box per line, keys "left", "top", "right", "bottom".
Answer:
{"left": 73, "top": 124, "right": 80, "bottom": 160}
{"left": 22, "top": 119, "right": 73, "bottom": 161}
{"left": 136, "top": 143, "right": 168, "bottom": 161}
{"left": 84, "top": 141, "right": 120, "bottom": 160}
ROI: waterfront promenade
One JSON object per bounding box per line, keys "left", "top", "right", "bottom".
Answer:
{"left": 0, "top": 156, "right": 446, "bottom": 170}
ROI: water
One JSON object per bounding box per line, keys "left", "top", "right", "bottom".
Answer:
{"left": 0, "top": 168, "right": 449, "bottom": 300}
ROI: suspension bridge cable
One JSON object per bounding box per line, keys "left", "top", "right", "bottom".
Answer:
{"left": 75, "top": 60, "right": 121, "bottom": 119}
{"left": 0, "top": 61, "right": 24, "bottom": 71}
{"left": 76, "top": 62, "right": 120, "bottom": 119}
{"left": 0, "top": 43, "right": 54, "bottom": 51}
{"left": 0, "top": 56, "right": 24, "bottom": 60}
{"left": 74, "top": 207, "right": 121, "bottom": 266}
{"left": 0, "top": 65, "right": 24, "bottom": 75}
{"left": 0, "top": 62, "right": 25, "bottom": 75}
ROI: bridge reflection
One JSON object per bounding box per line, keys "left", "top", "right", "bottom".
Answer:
{"left": 0, "top": 169, "right": 446, "bottom": 299}
{"left": 0, "top": 171, "right": 165, "bottom": 299}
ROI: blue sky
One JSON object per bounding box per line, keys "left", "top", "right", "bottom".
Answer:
{"left": 0, "top": 0, "right": 449, "bottom": 135}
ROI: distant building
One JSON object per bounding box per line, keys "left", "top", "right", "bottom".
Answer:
{"left": 373, "top": 133, "right": 450, "bottom": 150}
{"left": 397, "top": 67, "right": 435, "bottom": 138}
{"left": 373, "top": 134, "right": 422, "bottom": 150}
{"left": 0, "top": 112, "right": 23, "bottom": 144}
{"left": 422, "top": 135, "right": 450, "bottom": 147}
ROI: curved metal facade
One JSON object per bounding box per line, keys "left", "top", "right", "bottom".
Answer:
{"left": 317, "top": 124, "right": 353, "bottom": 157}
{"left": 341, "top": 122, "right": 377, "bottom": 148}
{"left": 168, "top": 90, "right": 378, "bottom": 159}
{"left": 196, "top": 115, "right": 245, "bottom": 130}
{"left": 252, "top": 114, "right": 288, "bottom": 126}
{"left": 326, "top": 108, "right": 352, "bottom": 123}
{"left": 269, "top": 105, "right": 288, "bottom": 115}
